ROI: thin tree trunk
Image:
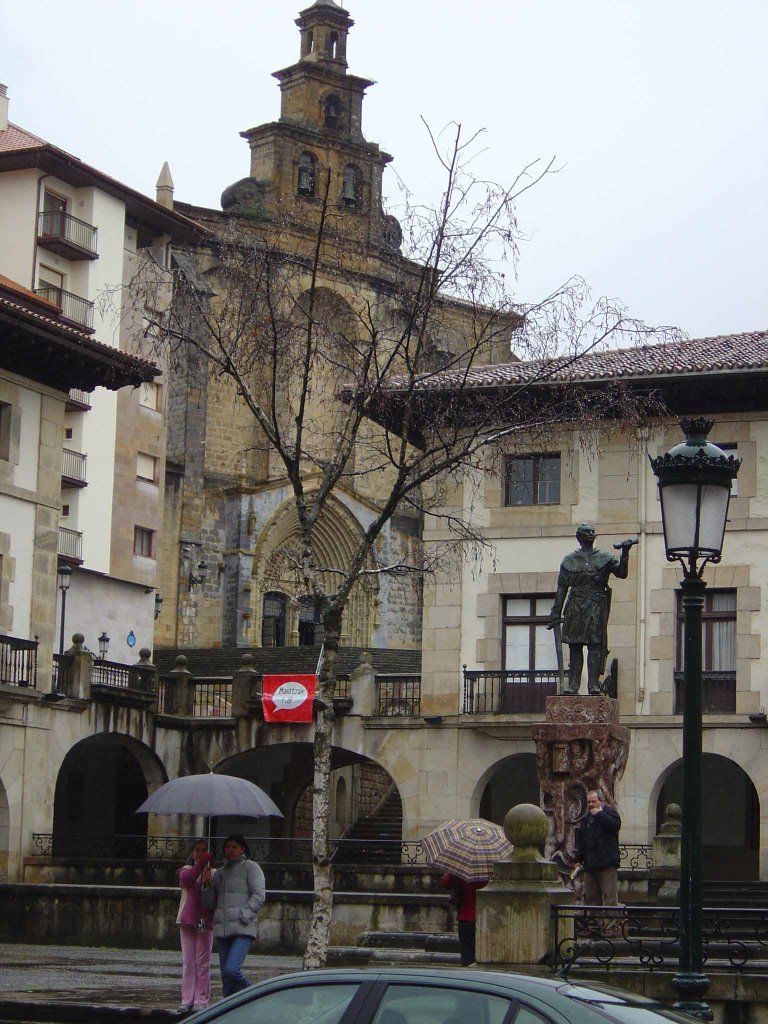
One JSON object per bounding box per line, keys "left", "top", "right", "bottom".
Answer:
{"left": 302, "top": 622, "right": 339, "bottom": 969}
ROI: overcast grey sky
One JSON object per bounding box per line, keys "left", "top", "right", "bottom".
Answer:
{"left": 3, "top": 0, "right": 766, "bottom": 339}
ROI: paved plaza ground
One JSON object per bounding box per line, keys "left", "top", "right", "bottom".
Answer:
{"left": 0, "top": 943, "right": 303, "bottom": 1019}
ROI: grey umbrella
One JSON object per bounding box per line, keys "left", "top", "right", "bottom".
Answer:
{"left": 136, "top": 773, "right": 283, "bottom": 841}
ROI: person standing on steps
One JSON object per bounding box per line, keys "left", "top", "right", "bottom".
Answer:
{"left": 177, "top": 839, "right": 215, "bottom": 1013}
{"left": 440, "top": 872, "right": 488, "bottom": 966}
{"left": 202, "top": 834, "right": 265, "bottom": 997}
{"left": 574, "top": 790, "right": 622, "bottom": 913}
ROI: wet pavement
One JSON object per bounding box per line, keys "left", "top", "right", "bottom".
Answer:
{"left": 0, "top": 944, "right": 303, "bottom": 1021}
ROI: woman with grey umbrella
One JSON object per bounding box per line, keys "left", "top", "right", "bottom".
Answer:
{"left": 202, "top": 834, "right": 265, "bottom": 997}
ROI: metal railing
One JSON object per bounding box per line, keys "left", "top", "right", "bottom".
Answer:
{"left": 35, "top": 285, "right": 95, "bottom": 329}
{"left": 193, "top": 679, "right": 232, "bottom": 717}
{"left": 674, "top": 671, "right": 736, "bottom": 714}
{"left": 92, "top": 659, "right": 133, "bottom": 689}
{"left": 58, "top": 526, "right": 83, "bottom": 560}
{"left": 67, "top": 389, "right": 92, "bottom": 409}
{"left": 61, "top": 448, "right": 87, "bottom": 484}
{"left": 462, "top": 669, "right": 558, "bottom": 714}
{"left": 0, "top": 634, "right": 38, "bottom": 688}
{"left": 52, "top": 653, "right": 70, "bottom": 693}
{"left": 619, "top": 844, "right": 654, "bottom": 870}
{"left": 375, "top": 675, "right": 421, "bottom": 716}
{"left": 553, "top": 904, "right": 768, "bottom": 972}
{"left": 38, "top": 211, "right": 98, "bottom": 256}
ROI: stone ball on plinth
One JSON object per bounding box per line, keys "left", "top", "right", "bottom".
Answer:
{"left": 660, "top": 802, "right": 682, "bottom": 834}
{"left": 503, "top": 803, "right": 548, "bottom": 862}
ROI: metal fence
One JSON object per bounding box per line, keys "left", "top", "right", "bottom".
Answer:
{"left": 462, "top": 669, "right": 559, "bottom": 714}
{"left": 553, "top": 904, "right": 768, "bottom": 972}
{"left": 61, "top": 448, "right": 87, "bottom": 483}
{"left": 38, "top": 210, "right": 98, "bottom": 255}
{"left": 619, "top": 844, "right": 654, "bottom": 870}
{"left": 35, "top": 285, "right": 95, "bottom": 329}
{"left": 91, "top": 659, "right": 133, "bottom": 689}
{"left": 375, "top": 675, "right": 421, "bottom": 716}
{"left": 193, "top": 679, "right": 232, "bottom": 716}
{"left": 58, "top": 526, "right": 83, "bottom": 561}
{"left": 674, "top": 671, "right": 736, "bottom": 714}
{"left": 0, "top": 634, "right": 38, "bottom": 688}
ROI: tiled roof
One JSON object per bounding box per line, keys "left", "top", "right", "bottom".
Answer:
{"left": 154, "top": 646, "right": 422, "bottom": 678}
{"left": 0, "top": 273, "right": 59, "bottom": 310}
{"left": 403, "top": 330, "right": 768, "bottom": 392}
{"left": 0, "top": 122, "right": 45, "bottom": 152}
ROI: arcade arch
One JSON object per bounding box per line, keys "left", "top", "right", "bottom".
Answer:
{"left": 477, "top": 753, "right": 540, "bottom": 825}
{"left": 53, "top": 734, "right": 166, "bottom": 857}
{"left": 655, "top": 754, "right": 759, "bottom": 881}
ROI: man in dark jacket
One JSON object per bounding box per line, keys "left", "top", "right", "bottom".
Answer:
{"left": 574, "top": 790, "right": 621, "bottom": 907}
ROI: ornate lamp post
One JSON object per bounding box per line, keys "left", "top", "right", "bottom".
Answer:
{"left": 650, "top": 418, "right": 740, "bottom": 1021}
{"left": 97, "top": 631, "right": 110, "bottom": 661}
{"left": 57, "top": 564, "right": 72, "bottom": 656}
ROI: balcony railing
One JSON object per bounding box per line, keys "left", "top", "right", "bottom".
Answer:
{"left": 66, "top": 389, "right": 92, "bottom": 410}
{"left": 674, "top": 671, "right": 736, "bottom": 714}
{"left": 52, "top": 653, "right": 71, "bottom": 693}
{"left": 92, "top": 659, "right": 133, "bottom": 689}
{"left": 193, "top": 679, "right": 232, "bottom": 717}
{"left": 0, "top": 634, "right": 38, "bottom": 688}
{"left": 38, "top": 211, "right": 98, "bottom": 259}
{"left": 462, "top": 669, "right": 559, "bottom": 714}
{"left": 375, "top": 675, "right": 421, "bottom": 716}
{"left": 35, "top": 285, "right": 95, "bottom": 330}
{"left": 61, "top": 448, "right": 87, "bottom": 485}
{"left": 58, "top": 526, "right": 83, "bottom": 561}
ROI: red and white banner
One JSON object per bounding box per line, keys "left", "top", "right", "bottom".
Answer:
{"left": 262, "top": 674, "right": 316, "bottom": 723}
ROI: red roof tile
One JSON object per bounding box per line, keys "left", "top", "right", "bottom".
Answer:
{"left": 0, "top": 122, "right": 45, "bottom": 153}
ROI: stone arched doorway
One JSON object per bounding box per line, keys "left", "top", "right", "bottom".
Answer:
{"left": 657, "top": 754, "right": 759, "bottom": 881}
{"left": 479, "top": 753, "right": 540, "bottom": 825}
{"left": 53, "top": 734, "right": 166, "bottom": 857}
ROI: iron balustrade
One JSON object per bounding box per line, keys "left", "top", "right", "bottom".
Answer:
{"left": 38, "top": 210, "right": 98, "bottom": 256}
{"left": 553, "top": 903, "right": 768, "bottom": 973}
{"left": 0, "top": 634, "right": 38, "bottom": 688}
{"left": 463, "top": 669, "right": 559, "bottom": 714}
{"left": 52, "top": 653, "right": 70, "bottom": 693}
{"left": 58, "top": 526, "right": 83, "bottom": 561}
{"left": 91, "top": 659, "right": 133, "bottom": 689}
{"left": 35, "top": 285, "right": 95, "bottom": 329}
{"left": 674, "top": 671, "right": 736, "bottom": 714}
{"left": 61, "top": 448, "right": 87, "bottom": 484}
{"left": 375, "top": 675, "right": 421, "bottom": 716}
{"left": 67, "top": 389, "right": 92, "bottom": 409}
{"left": 193, "top": 679, "right": 232, "bottom": 717}
{"left": 619, "top": 844, "right": 654, "bottom": 870}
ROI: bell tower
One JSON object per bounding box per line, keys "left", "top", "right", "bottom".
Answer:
{"left": 223, "top": 1, "right": 400, "bottom": 251}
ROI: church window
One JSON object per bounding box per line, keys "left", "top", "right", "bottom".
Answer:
{"left": 262, "top": 591, "right": 287, "bottom": 647}
{"left": 341, "top": 165, "right": 362, "bottom": 207}
{"left": 324, "top": 95, "right": 343, "bottom": 131}
{"left": 329, "top": 32, "right": 338, "bottom": 59}
{"left": 297, "top": 152, "right": 317, "bottom": 197}
{"left": 307, "top": 31, "right": 314, "bottom": 54}
{"left": 298, "top": 595, "right": 322, "bottom": 646}
{"left": 504, "top": 453, "right": 560, "bottom": 506}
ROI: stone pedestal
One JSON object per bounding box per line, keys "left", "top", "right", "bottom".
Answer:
{"left": 650, "top": 803, "right": 681, "bottom": 901}
{"left": 477, "top": 803, "right": 573, "bottom": 966}
{"left": 532, "top": 696, "right": 630, "bottom": 865}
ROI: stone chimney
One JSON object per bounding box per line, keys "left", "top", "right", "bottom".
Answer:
{"left": 0, "top": 85, "right": 9, "bottom": 133}
{"left": 155, "top": 161, "right": 174, "bottom": 210}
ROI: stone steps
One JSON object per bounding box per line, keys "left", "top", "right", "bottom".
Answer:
{"left": 328, "top": 929, "right": 461, "bottom": 967}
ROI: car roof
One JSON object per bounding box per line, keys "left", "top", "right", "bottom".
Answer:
{"left": 249, "top": 967, "right": 577, "bottom": 995}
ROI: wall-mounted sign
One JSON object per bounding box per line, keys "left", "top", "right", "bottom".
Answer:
{"left": 127, "top": 631, "right": 137, "bottom": 648}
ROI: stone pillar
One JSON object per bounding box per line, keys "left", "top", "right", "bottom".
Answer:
{"left": 232, "top": 653, "right": 259, "bottom": 717}
{"left": 532, "top": 695, "right": 630, "bottom": 867}
{"left": 163, "top": 654, "right": 195, "bottom": 716}
{"left": 348, "top": 652, "right": 374, "bottom": 716}
{"left": 650, "top": 802, "right": 681, "bottom": 902}
{"left": 477, "top": 803, "right": 573, "bottom": 966}
{"left": 63, "top": 632, "right": 93, "bottom": 700}
{"left": 132, "top": 647, "right": 159, "bottom": 712}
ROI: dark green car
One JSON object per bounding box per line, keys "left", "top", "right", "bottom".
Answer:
{"left": 186, "top": 968, "right": 697, "bottom": 1024}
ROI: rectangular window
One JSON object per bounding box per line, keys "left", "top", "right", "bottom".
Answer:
{"left": 64, "top": 427, "right": 73, "bottom": 440}
{"left": 0, "top": 402, "right": 11, "bottom": 461}
{"left": 133, "top": 526, "right": 156, "bottom": 558}
{"left": 675, "top": 589, "right": 736, "bottom": 713}
{"left": 136, "top": 452, "right": 159, "bottom": 483}
{"left": 720, "top": 443, "right": 739, "bottom": 497}
{"left": 504, "top": 453, "right": 561, "bottom": 506}
{"left": 139, "top": 381, "right": 161, "bottom": 411}
{"left": 61, "top": 503, "right": 70, "bottom": 518}
{"left": 504, "top": 595, "right": 559, "bottom": 672}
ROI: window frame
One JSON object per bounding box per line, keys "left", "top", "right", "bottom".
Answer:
{"left": 502, "top": 594, "right": 557, "bottom": 674}
{"left": 133, "top": 525, "right": 156, "bottom": 559}
{"left": 504, "top": 452, "right": 561, "bottom": 507}
{"left": 136, "top": 451, "right": 159, "bottom": 484}
{"left": 139, "top": 380, "right": 162, "bottom": 412}
{"left": 674, "top": 589, "right": 736, "bottom": 673}
{"left": 297, "top": 152, "right": 318, "bottom": 197}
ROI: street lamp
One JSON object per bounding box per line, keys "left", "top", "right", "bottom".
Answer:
{"left": 189, "top": 561, "right": 208, "bottom": 591}
{"left": 97, "top": 631, "right": 110, "bottom": 661}
{"left": 154, "top": 592, "right": 163, "bottom": 620}
{"left": 57, "top": 564, "right": 73, "bottom": 656}
{"left": 650, "top": 418, "right": 740, "bottom": 1021}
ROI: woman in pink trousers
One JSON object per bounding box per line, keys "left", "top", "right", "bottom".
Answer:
{"left": 177, "top": 839, "right": 215, "bottom": 1012}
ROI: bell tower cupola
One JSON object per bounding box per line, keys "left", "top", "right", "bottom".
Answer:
{"left": 298, "top": 0, "right": 352, "bottom": 68}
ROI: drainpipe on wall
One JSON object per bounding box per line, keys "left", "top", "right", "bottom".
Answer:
{"left": 636, "top": 427, "right": 650, "bottom": 709}
{"left": 32, "top": 171, "right": 52, "bottom": 290}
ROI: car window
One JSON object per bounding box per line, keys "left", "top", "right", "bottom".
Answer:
{"left": 370, "top": 984, "right": 512, "bottom": 1024}
{"left": 209, "top": 983, "right": 360, "bottom": 1024}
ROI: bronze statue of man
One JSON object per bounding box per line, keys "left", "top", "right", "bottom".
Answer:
{"left": 549, "top": 525, "right": 636, "bottom": 695}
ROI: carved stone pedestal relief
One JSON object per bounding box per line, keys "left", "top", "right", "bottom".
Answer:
{"left": 532, "top": 695, "right": 630, "bottom": 868}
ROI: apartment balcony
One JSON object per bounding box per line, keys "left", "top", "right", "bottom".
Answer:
{"left": 61, "top": 448, "right": 87, "bottom": 487}
{"left": 462, "top": 668, "right": 559, "bottom": 715}
{"left": 35, "top": 285, "right": 94, "bottom": 331}
{"left": 674, "top": 671, "right": 736, "bottom": 714}
{"left": 66, "top": 389, "right": 92, "bottom": 412}
{"left": 58, "top": 526, "right": 83, "bottom": 563}
{"left": 37, "top": 211, "right": 98, "bottom": 260}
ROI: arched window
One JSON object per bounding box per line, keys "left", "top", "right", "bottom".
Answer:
{"left": 307, "top": 30, "right": 314, "bottom": 54}
{"left": 297, "top": 152, "right": 317, "bottom": 197}
{"left": 329, "top": 32, "right": 339, "bottom": 59}
{"left": 341, "top": 165, "right": 362, "bottom": 207}
{"left": 324, "top": 95, "right": 343, "bottom": 131}
{"left": 298, "top": 595, "right": 322, "bottom": 647}
{"left": 262, "top": 592, "right": 287, "bottom": 647}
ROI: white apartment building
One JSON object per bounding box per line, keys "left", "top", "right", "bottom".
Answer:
{"left": 0, "top": 84, "right": 205, "bottom": 663}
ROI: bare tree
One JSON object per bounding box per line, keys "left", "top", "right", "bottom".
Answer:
{"left": 131, "top": 124, "right": 677, "bottom": 967}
